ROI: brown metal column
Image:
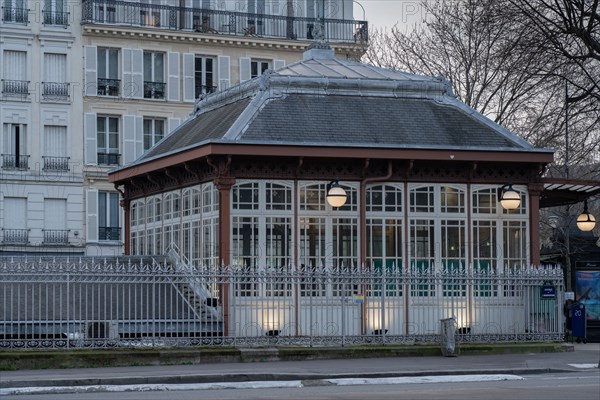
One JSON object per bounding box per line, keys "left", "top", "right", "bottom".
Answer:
{"left": 121, "top": 199, "right": 131, "bottom": 255}
{"left": 528, "top": 183, "right": 544, "bottom": 266}
{"left": 215, "top": 176, "right": 235, "bottom": 335}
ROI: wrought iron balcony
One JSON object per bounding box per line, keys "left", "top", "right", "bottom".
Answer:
{"left": 195, "top": 84, "right": 217, "bottom": 98}
{"left": 42, "top": 10, "right": 70, "bottom": 27}
{"left": 81, "top": 0, "right": 368, "bottom": 44}
{"left": 97, "top": 152, "right": 121, "bottom": 165}
{"left": 2, "top": 229, "right": 29, "bottom": 245}
{"left": 97, "top": 78, "right": 120, "bottom": 96}
{"left": 2, "top": 7, "right": 28, "bottom": 24}
{"left": 1, "top": 154, "right": 29, "bottom": 170}
{"left": 99, "top": 226, "right": 121, "bottom": 241}
{"left": 1, "top": 80, "right": 29, "bottom": 95}
{"left": 43, "top": 229, "right": 69, "bottom": 244}
{"left": 42, "top": 82, "right": 70, "bottom": 99}
{"left": 144, "top": 81, "right": 166, "bottom": 99}
{"left": 42, "top": 156, "right": 70, "bottom": 172}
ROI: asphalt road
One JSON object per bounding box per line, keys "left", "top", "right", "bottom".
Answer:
{"left": 2, "top": 371, "right": 598, "bottom": 400}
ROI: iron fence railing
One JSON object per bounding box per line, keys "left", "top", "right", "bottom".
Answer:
{"left": 81, "top": 0, "right": 368, "bottom": 44}
{"left": 97, "top": 78, "right": 120, "bottom": 96}
{"left": 99, "top": 227, "right": 121, "bottom": 241}
{"left": 143, "top": 81, "right": 166, "bottom": 99}
{"left": 1, "top": 229, "right": 29, "bottom": 245}
{"left": 2, "top": 7, "right": 28, "bottom": 24}
{"left": 0, "top": 253, "right": 565, "bottom": 350}
{"left": 43, "top": 230, "right": 70, "bottom": 244}
{"left": 42, "top": 156, "right": 70, "bottom": 172}
{"left": 97, "top": 152, "right": 120, "bottom": 165}
{"left": 42, "top": 10, "right": 70, "bottom": 27}
{"left": 1, "top": 154, "right": 29, "bottom": 170}
{"left": 1, "top": 79, "right": 29, "bottom": 95}
{"left": 42, "top": 82, "right": 70, "bottom": 99}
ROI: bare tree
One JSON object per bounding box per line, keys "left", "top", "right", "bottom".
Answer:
{"left": 364, "top": 0, "right": 600, "bottom": 167}
{"left": 508, "top": 0, "right": 600, "bottom": 103}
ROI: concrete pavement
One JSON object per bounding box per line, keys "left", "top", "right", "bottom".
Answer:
{"left": 0, "top": 343, "right": 598, "bottom": 392}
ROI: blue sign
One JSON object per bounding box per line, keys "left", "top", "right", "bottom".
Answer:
{"left": 541, "top": 282, "right": 556, "bottom": 299}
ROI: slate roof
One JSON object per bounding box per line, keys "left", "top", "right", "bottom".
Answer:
{"left": 131, "top": 46, "right": 551, "bottom": 167}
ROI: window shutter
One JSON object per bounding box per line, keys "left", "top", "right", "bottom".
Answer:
{"left": 218, "top": 55, "right": 230, "bottom": 90}
{"left": 131, "top": 49, "right": 144, "bottom": 99}
{"left": 86, "top": 189, "right": 99, "bottom": 243}
{"left": 168, "top": 118, "right": 181, "bottom": 134}
{"left": 122, "top": 48, "right": 132, "bottom": 98}
{"left": 123, "top": 115, "right": 136, "bottom": 165}
{"left": 183, "top": 53, "right": 195, "bottom": 102}
{"left": 135, "top": 116, "right": 143, "bottom": 158}
{"left": 273, "top": 59, "right": 286, "bottom": 70}
{"left": 84, "top": 46, "right": 97, "bottom": 97}
{"left": 239, "top": 57, "right": 251, "bottom": 82}
{"left": 123, "top": 48, "right": 143, "bottom": 98}
{"left": 84, "top": 113, "right": 97, "bottom": 165}
{"left": 167, "top": 52, "right": 180, "bottom": 101}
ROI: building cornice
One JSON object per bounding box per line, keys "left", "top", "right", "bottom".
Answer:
{"left": 80, "top": 24, "right": 363, "bottom": 54}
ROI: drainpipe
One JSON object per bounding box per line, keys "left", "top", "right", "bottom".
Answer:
{"left": 359, "top": 160, "right": 393, "bottom": 335}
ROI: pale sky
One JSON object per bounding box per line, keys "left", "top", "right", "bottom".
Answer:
{"left": 355, "top": 0, "right": 430, "bottom": 30}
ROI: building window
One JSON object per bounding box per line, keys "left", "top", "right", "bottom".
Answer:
{"left": 143, "top": 51, "right": 165, "bottom": 99}
{"left": 2, "top": 197, "right": 28, "bottom": 244}
{"left": 43, "top": 53, "right": 69, "bottom": 99}
{"left": 43, "top": 125, "right": 69, "bottom": 171}
{"left": 2, "top": 0, "right": 28, "bottom": 24}
{"left": 97, "top": 116, "right": 120, "bottom": 165}
{"left": 43, "top": 0, "right": 69, "bottom": 27}
{"left": 1, "top": 123, "right": 28, "bottom": 170}
{"left": 250, "top": 59, "right": 270, "bottom": 78}
{"left": 97, "top": 48, "right": 120, "bottom": 96}
{"left": 98, "top": 192, "right": 120, "bottom": 241}
{"left": 143, "top": 118, "right": 165, "bottom": 150}
{"left": 43, "top": 198, "right": 68, "bottom": 244}
{"left": 366, "top": 184, "right": 403, "bottom": 296}
{"left": 2, "top": 50, "right": 28, "bottom": 96}
{"left": 194, "top": 56, "right": 216, "bottom": 98}
{"left": 298, "top": 181, "right": 359, "bottom": 271}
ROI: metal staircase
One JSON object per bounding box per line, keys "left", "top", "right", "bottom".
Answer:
{"left": 166, "top": 245, "right": 222, "bottom": 324}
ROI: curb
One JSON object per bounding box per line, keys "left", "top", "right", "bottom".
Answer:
{"left": 0, "top": 343, "right": 570, "bottom": 371}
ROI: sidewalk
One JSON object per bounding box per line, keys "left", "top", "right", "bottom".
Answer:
{"left": 1, "top": 343, "right": 598, "bottom": 390}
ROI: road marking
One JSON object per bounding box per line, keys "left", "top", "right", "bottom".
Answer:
{"left": 326, "top": 374, "right": 525, "bottom": 386}
{"left": 568, "top": 364, "right": 599, "bottom": 369}
{"left": 0, "top": 374, "right": 526, "bottom": 396}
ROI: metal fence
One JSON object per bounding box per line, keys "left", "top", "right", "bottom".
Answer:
{"left": 0, "top": 254, "right": 564, "bottom": 350}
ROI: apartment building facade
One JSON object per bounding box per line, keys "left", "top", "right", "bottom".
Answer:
{"left": 1, "top": 0, "right": 85, "bottom": 254}
{"left": 0, "top": 0, "right": 367, "bottom": 256}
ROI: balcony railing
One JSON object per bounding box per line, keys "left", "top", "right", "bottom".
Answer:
{"left": 144, "top": 81, "right": 166, "bottom": 99}
{"left": 42, "top": 82, "right": 70, "bottom": 99}
{"left": 1, "top": 80, "right": 29, "bottom": 95}
{"left": 97, "top": 78, "right": 120, "bottom": 96}
{"left": 1, "top": 154, "right": 29, "bottom": 170}
{"left": 2, "top": 7, "right": 29, "bottom": 24}
{"left": 43, "top": 229, "right": 69, "bottom": 244}
{"left": 97, "top": 152, "right": 121, "bottom": 165}
{"left": 81, "top": 0, "right": 368, "bottom": 44}
{"left": 2, "top": 229, "right": 29, "bottom": 245}
{"left": 195, "top": 84, "right": 217, "bottom": 98}
{"left": 42, "top": 156, "right": 70, "bottom": 172}
{"left": 42, "top": 10, "right": 70, "bottom": 27}
{"left": 99, "top": 226, "right": 121, "bottom": 241}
